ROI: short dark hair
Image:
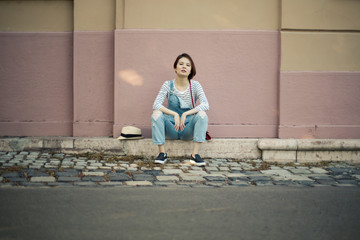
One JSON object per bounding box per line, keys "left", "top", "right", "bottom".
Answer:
{"left": 173, "top": 53, "right": 197, "bottom": 80}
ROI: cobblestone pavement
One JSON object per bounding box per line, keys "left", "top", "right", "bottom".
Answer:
{"left": 1, "top": 151, "right": 360, "bottom": 188}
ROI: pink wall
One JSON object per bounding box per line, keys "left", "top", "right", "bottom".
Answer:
{"left": 279, "top": 72, "right": 360, "bottom": 139}
{"left": 73, "top": 32, "right": 114, "bottom": 136}
{"left": 0, "top": 33, "right": 73, "bottom": 136}
{"left": 114, "top": 30, "right": 280, "bottom": 138}
{"left": 1, "top": 30, "right": 358, "bottom": 139}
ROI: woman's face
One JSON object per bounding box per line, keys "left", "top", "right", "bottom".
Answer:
{"left": 175, "top": 57, "right": 192, "bottom": 78}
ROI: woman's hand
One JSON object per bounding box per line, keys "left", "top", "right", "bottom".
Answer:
{"left": 180, "top": 113, "right": 187, "bottom": 131}
{"left": 174, "top": 113, "right": 181, "bottom": 132}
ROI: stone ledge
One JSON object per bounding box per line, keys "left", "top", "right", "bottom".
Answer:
{"left": 258, "top": 139, "right": 360, "bottom": 151}
{"left": 1, "top": 137, "right": 360, "bottom": 163}
{"left": 0, "top": 137, "right": 261, "bottom": 159}
{"left": 258, "top": 139, "right": 360, "bottom": 163}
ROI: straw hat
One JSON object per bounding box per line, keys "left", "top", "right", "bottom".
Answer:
{"left": 117, "top": 126, "right": 144, "bottom": 140}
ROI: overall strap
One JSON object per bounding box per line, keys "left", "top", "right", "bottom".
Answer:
{"left": 170, "top": 80, "right": 174, "bottom": 91}
{"left": 168, "top": 80, "right": 174, "bottom": 99}
{"left": 189, "top": 80, "right": 195, "bottom": 108}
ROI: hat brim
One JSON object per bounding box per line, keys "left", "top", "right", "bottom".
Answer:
{"left": 117, "top": 136, "right": 144, "bottom": 140}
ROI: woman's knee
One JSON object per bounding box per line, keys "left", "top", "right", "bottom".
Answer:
{"left": 151, "top": 110, "right": 163, "bottom": 121}
{"left": 196, "top": 111, "right": 208, "bottom": 121}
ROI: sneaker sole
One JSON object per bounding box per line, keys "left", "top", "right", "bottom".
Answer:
{"left": 189, "top": 160, "right": 205, "bottom": 167}
{"left": 154, "top": 159, "right": 167, "bottom": 164}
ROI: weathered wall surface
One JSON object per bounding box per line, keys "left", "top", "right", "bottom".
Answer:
{"left": 0, "top": 0, "right": 359, "bottom": 139}
{"left": 0, "top": 0, "right": 73, "bottom": 136}
{"left": 279, "top": 0, "right": 360, "bottom": 139}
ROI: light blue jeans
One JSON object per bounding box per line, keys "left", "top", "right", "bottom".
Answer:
{"left": 151, "top": 110, "right": 208, "bottom": 145}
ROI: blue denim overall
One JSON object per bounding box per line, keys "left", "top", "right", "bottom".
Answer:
{"left": 151, "top": 80, "right": 208, "bottom": 145}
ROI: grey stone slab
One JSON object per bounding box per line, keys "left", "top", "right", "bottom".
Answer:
{"left": 229, "top": 180, "right": 249, "bottom": 186}
{"left": 109, "top": 174, "right": 131, "bottom": 181}
{"left": 310, "top": 168, "right": 328, "bottom": 174}
{"left": 8, "top": 178, "right": 28, "bottom": 182}
{"left": 74, "top": 182, "right": 98, "bottom": 187}
{"left": 58, "top": 177, "right": 81, "bottom": 182}
{"left": 19, "top": 182, "right": 45, "bottom": 187}
{"left": 180, "top": 175, "right": 205, "bottom": 182}
{"left": 336, "top": 179, "right": 358, "bottom": 185}
{"left": 98, "top": 182, "right": 124, "bottom": 187}
{"left": 1, "top": 172, "right": 20, "bottom": 178}
{"left": 315, "top": 179, "right": 337, "bottom": 185}
{"left": 143, "top": 170, "right": 163, "bottom": 176}
{"left": 289, "top": 168, "right": 312, "bottom": 174}
{"left": 156, "top": 175, "right": 179, "bottom": 181}
{"left": 153, "top": 181, "right": 178, "bottom": 187}
{"left": 132, "top": 174, "right": 155, "bottom": 181}
{"left": 125, "top": 181, "right": 153, "bottom": 186}
{"left": 273, "top": 180, "right": 295, "bottom": 186}
{"left": 309, "top": 175, "right": 334, "bottom": 180}
{"left": 327, "top": 167, "right": 351, "bottom": 175}
{"left": 28, "top": 165, "right": 43, "bottom": 170}
{"left": 2, "top": 163, "right": 15, "bottom": 167}
{"left": 333, "top": 175, "right": 354, "bottom": 180}
{"left": 31, "top": 176, "right": 56, "bottom": 182}
{"left": 204, "top": 176, "right": 227, "bottom": 182}
{"left": 26, "top": 171, "right": 49, "bottom": 177}
{"left": 205, "top": 182, "right": 227, "bottom": 187}
{"left": 162, "top": 169, "right": 183, "bottom": 175}
{"left": 55, "top": 171, "right": 79, "bottom": 177}
{"left": 248, "top": 176, "right": 272, "bottom": 181}
{"left": 254, "top": 181, "right": 274, "bottom": 186}
{"left": 46, "top": 182, "right": 74, "bottom": 188}
{"left": 82, "top": 171, "right": 104, "bottom": 177}
{"left": 82, "top": 176, "right": 106, "bottom": 182}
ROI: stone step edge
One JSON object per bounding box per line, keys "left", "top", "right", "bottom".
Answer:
{"left": 1, "top": 137, "right": 360, "bottom": 163}
{"left": 0, "top": 137, "right": 261, "bottom": 159}
{"left": 257, "top": 139, "right": 360, "bottom": 164}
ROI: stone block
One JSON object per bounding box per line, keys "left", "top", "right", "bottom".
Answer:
{"left": 58, "top": 177, "right": 81, "bottom": 182}
{"left": 82, "top": 172, "right": 104, "bottom": 176}
{"left": 261, "top": 169, "right": 293, "bottom": 177}
{"left": 163, "top": 169, "right": 183, "bottom": 175}
{"left": 297, "top": 151, "right": 360, "bottom": 163}
{"left": 132, "top": 174, "right": 155, "bottom": 181}
{"left": 74, "top": 182, "right": 97, "bottom": 187}
{"left": 99, "top": 182, "right": 124, "bottom": 187}
{"left": 31, "top": 176, "right": 56, "bottom": 182}
{"left": 43, "top": 138, "right": 74, "bottom": 150}
{"left": 262, "top": 150, "right": 296, "bottom": 163}
{"left": 123, "top": 139, "right": 261, "bottom": 159}
{"left": 125, "top": 181, "right": 153, "bottom": 186}
{"left": 156, "top": 176, "right": 179, "bottom": 181}
{"left": 109, "top": 174, "right": 131, "bottom": 181}
{"left": 258, "top": 139, "right": 298, "bottom": 150}
{"left": 74, "top": 138, "right": 123, "bottom": 153}
{"left": 297, "top": 139, "right": 360, "bottom": 151}
{"left": 180, "top": 174, "right": 205, "bottom": 182}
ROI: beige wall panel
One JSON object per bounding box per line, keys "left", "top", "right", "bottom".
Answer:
{"left": 123, "top": 0, "right": 280, "bottom": 30}
{"left": 116, "top": 0, "right": 124, "bottom": 29}
{"left": 282, "top": 0, "right": 360, "bottom": 30}
{"left": 0, "top": 0, "right": 73, "bottom": 32}
{"left": 74, "top": 0, "right": 116, "bottom": 31}
{"left": 281, "top": 32, "right": 360, "bottom": 71}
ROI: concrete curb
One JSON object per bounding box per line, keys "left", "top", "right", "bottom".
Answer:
{"left": 1, "top": 137, "right": 360, "bottom": 163}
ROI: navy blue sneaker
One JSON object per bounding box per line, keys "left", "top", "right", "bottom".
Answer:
{"left": 190, "top": 154, "right": 206, "bottom": 167}
{"left": 154, "top": 153, "right": 167, "bottom": 164}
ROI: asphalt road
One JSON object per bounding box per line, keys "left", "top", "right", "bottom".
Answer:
{"left": 0, "top": 186, "right": 359, "bottom": 240}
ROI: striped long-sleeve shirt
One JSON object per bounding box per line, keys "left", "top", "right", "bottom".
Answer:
{"left": 153, "top": 80, "right": 209, "bottom": 112}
